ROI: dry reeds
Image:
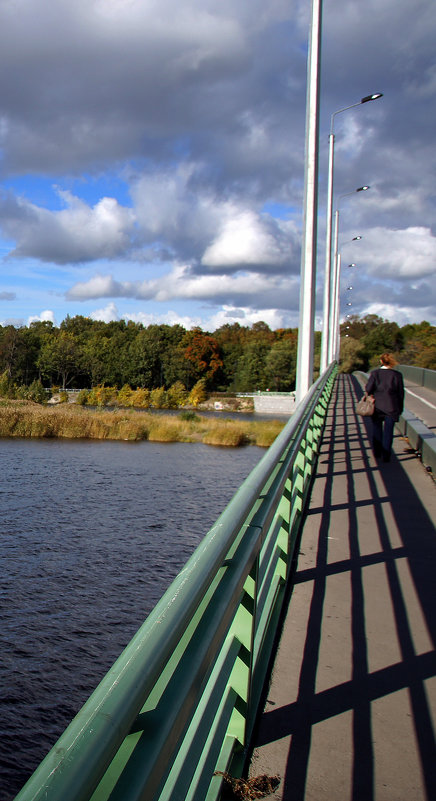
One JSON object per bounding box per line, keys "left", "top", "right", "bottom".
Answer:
{"left": 0, "top": 401, "right": 285, "bottom": 448}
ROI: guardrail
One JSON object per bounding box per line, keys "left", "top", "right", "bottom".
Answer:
{"left": 397, "top": 364, "right": 436, "bottom": 392}
{"left": 15, "top": 364, "right": 337, "bottom": 801}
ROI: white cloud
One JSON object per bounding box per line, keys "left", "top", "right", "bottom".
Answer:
{"left": 66, "top": 263, "right": 300, "bottom": 312}
{"left": 205, "top": 305, "right": 290, "bottom": 331}
{"left": 87, "top": 303, "right": 292, "bottom": 332}
{"left": 89, "top": 301, "right": 120, "bottom": 323}
{"left": 130, "top": 163, "right": 222, "bottom": 255}
{"left": 202, "top": 209, "right": 294, "bottom": 268}
{"left": 27, "top": 309, "right": 56, "bottom": 325}
{"left": 360, "top": 303, "right": 432, "bottom": 327}
{"left": 120, "top": 309, "right": 205, "bottom": 330}
{"left": 67, "top": 274, "right": 130, "bottom": 300}
{"left": 1, "top": 190, "right": 135, "bottom": 264}
{"left": 0, "top": 164, "right": 298, "bottom": 274}
{"left": 362, "top": 227, "right": 436, "bottom": 279}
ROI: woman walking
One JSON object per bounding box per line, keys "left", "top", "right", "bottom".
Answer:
{"left": 365, "top": 353, "right": 405, "bottom": 462}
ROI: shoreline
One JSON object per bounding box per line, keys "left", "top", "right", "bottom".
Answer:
{"left": 0, "top": 400, "right": 286, "bottom": 448}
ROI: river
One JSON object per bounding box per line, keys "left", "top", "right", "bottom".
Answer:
{"left": 0, "top": 437, "right": 264, "bottom": 800}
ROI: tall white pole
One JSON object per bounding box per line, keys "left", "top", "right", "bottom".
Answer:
{"left": 320, "top": 129, "right": 334, "bottom": 373}
{"left": 328, "top": 186, "right": 369, "bottom": 364}
{"left": 328, "top": 208, "right": 339, "bottom": 363}
{"left": 295, "top": 0, "right": 322, "bottom": 406}
{"left": 320, "top": 94, "right": 382, "bottom": 373}
{"left": 333, "top": 252, "right": 341, "bottom": 359}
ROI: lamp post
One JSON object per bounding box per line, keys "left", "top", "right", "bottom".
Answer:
{"left": 328, "top": 187, "right": 369, "bottom": 363}
{"left": 295, "top": 0, "right": 322, "bottom": 406}
{"left": 320, "top": 93, "right": 382, "bottom": 372}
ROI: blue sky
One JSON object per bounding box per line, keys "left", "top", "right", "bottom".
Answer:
{"left": 0, "top": 0, "right": 435, "bottom": 331}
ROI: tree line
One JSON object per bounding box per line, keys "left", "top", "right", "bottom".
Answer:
{"left": 0, "top": 314, "right": 434, "bottom": 396}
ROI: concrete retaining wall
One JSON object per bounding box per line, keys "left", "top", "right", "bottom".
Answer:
{"left": 237, "top": 392, "right": 296, "bottom": 415}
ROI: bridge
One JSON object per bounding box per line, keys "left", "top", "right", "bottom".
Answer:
{"left": 250, "top": 369, "right": 436, "bottom": 801}
{"left": 14, "top": 366, "right": 436, "bottom": 801}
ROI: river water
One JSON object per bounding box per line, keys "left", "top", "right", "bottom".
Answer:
{"left": 0, "top": 438, "right": 264, "bottom": 800}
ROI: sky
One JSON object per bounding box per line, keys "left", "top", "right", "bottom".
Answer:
{"left": 0, "top": 0, "right": 435, "bottom": 333}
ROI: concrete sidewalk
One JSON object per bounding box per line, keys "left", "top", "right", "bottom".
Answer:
{"left": 249, "top": 374, "right": 436, "bottom": 801}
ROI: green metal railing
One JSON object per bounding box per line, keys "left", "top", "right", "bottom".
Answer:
{"left": 15, "top": 364, "right": 337, "bottom": 801}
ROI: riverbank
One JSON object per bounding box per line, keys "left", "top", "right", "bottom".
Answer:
{"left": 48, "top": 389, "right": 256, "bottom": 414}
{"left": 0, "top": 400, "right": 285, "bottom": 447}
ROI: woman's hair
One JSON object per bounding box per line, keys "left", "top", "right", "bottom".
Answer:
{"left": 380, "top": 352, "right": 397, "bottom": 367}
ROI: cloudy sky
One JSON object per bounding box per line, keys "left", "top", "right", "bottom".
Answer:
{"left": 0, "top": 0, "right": 434, "bottom": 332}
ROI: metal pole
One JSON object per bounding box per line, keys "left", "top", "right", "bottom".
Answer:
{"left": 295, "top": 0, "right": 322, "bottom": 406}
{"left": 320, "top": 129, "right": 334, "bottom": 372}
{"left": 320, "top": 94, "right": 382, "bottom": 373}
{"left": 328, "top": 186, "right": 369, "bottom": 364}
{"left": 328, "top": 208, "right": 339, "bottom": 363}
{"left": 333, "top": 252, "right": 341, "bottom": 359}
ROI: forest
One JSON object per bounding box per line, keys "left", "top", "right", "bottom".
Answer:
{"left": 0, "top": 313, "right": 435, "bottom": 399}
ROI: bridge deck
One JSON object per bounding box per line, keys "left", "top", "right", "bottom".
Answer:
{"left": 249, "top": 373, "right": 436, "bottom": 801}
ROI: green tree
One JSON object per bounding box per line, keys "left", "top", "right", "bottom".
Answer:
{"left": 362, "top": 322, "right": 403, "bottom": 367}
{"left": 13, "top": 322, "right": 55, "bottom": 385}
{"left": 37, "top": 331, "right": 83, "bottom": 389}
{"left": 233, "top": 342, "right": 270, "bottom": 391}
{"left": 127, "top": 324, "right": 186, "bottom": 388}
{"left": 25, "top": 379, "right": 48, "bottom": 403}
{"left": 265, "top": 339, "right": 297, "bottom": 390}
{"left": 60, "top": 314, "right": 96, "bottom": 337}
{"left": 338, "top": 337, "right": 366, "bottom": 373}
{"left": 214, "top": 323, "right": 249, "bottom": 389}
{"left": 0, "top": 370, "right": 15, "bottom": 398}
{"left": 0, "top": 325, "right": 25, "bottom": 380}
{"left": 399, "top": 321, "right": 436, "bottom": 368}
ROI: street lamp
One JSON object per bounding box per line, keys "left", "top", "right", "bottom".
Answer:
{"left": 328, "top": 186, "right": 370, "bottom": 363}
{"left": 295, "top": 0, "right": 322, "bottom": 406}
{"left": 320, "top": 93, "right": 382, "bottom": 372}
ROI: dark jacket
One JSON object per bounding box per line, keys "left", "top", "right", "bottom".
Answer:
{"left": 365, "top": 367, "right": 404, "bottom": 420}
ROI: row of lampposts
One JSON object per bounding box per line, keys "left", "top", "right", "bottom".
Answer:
{"left": 295, "top": 0, "right": 383, "bottom": 403}
{"left": 320, "top": 94, "right": 382, "bottom": 372}
{"left": 327, "top": 187, "right": 370, "bottom": 363}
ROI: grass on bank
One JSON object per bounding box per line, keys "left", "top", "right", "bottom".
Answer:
{"left": 0, "top": 400, "right": 285, "bottom": 448}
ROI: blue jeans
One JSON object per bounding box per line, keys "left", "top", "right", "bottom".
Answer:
{"left": 372, "top": 412, "right": 395, "bottom": 460}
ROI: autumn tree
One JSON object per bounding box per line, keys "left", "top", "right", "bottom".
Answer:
{"left": 182, "top": 328, "right": 223, "bottom": 388}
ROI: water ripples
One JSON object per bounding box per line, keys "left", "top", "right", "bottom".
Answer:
{"left": 0, "top": 438, "right": 263, "bottom": 799}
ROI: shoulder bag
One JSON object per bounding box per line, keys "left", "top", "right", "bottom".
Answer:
{"left": 356, "top": 393, "right": 375, "bottom": 416}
